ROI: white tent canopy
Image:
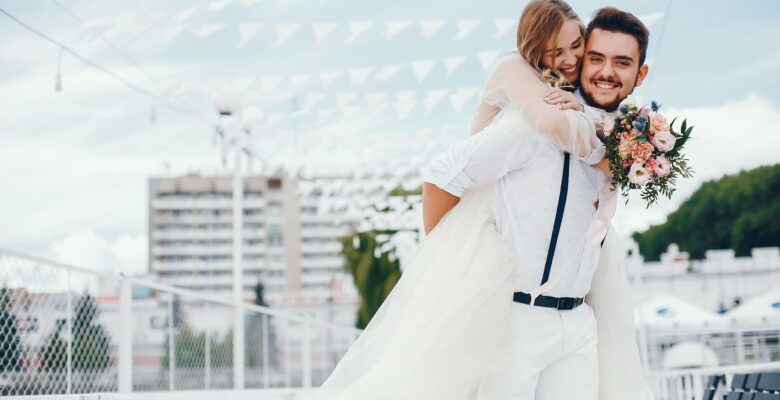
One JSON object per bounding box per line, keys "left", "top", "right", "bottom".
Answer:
{"left": 662, "top": 341, "right": 720, "bottom": 369}
{"left": 724, "top": 289, "right": 780, "bottom": 326}
{"left": 635, "top": 293, "right": 723, "bottom": 329}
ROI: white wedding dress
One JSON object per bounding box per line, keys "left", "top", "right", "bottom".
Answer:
{"left": 310, "top": 53, "right": 654, "bottom": 400}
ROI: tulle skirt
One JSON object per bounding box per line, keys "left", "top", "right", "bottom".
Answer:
{"left": 311, "top": 182, "right": 516, "bottom": 399}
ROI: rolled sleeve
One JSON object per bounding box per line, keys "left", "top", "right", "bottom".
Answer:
{"left": 423, "top": 112, "right": 541, "bottom": 196}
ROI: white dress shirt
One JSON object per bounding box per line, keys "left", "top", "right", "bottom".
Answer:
{"left": 423, "top": 107, "right": 617, "bottom": 299}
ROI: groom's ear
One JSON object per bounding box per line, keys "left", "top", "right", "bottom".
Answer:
{"left": 634, "top": 64, "right": 650, "bottom": 87}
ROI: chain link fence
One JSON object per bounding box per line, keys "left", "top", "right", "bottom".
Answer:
{"left": 0, "top": 249, "right": 360, "bottom": 396}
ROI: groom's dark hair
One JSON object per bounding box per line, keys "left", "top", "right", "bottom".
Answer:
{"left": 586, "top": 7, "right": 649, "bottom": 65}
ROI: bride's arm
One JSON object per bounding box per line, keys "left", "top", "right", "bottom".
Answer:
{"left": 482, "top": 54, "right": 605, "bottom": 165}
{"left": 423, "top": 183, "right": 459, "bottom": 234}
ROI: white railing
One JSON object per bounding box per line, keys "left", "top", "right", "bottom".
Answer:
{"left": 647, "top": 361, "right": 780, "bottom": 400}
{"left": 0, "top": 248, "right": 361, "bottom": 397}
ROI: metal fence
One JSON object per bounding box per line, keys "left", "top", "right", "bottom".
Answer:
{"left": 0, "top": 248, "right": 361, "bottom": 396}
{"left": 646, "top": 361, "right": 780, "bottom": 400}
{"left": 643, "top": 325, "right": 780, "bottom": 370}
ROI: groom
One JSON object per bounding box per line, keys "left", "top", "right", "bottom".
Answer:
{"left": 422, "top": 7, "right": 653, "bottom": 400}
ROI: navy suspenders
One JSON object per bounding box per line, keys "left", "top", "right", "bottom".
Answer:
{"left": 540, "top": 151, "right": 610, "bottom": 286}
{"left": 540, "top": 152, "right": 570, "bottom": 285}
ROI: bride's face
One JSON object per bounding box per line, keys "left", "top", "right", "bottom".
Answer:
{"left": 543, "top": 19, "right": 584, "bottom": 85}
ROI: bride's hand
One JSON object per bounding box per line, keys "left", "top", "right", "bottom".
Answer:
{"left": 544, "top": 88, "right": 583, "bottom": 112}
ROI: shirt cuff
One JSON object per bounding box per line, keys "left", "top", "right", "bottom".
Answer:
{"left": 580, "top": 141, "right": 606, "bottom": 165}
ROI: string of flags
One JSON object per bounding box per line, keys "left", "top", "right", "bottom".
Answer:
{"left": 81, "top": 8, "right": 664, "bottom": 47}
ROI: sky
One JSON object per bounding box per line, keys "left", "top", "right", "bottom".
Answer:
{"left": 1, "top": 0, "right": 779, "bottom": 275}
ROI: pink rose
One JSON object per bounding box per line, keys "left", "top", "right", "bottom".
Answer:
{"left": 649, "top": 112, "right": 670, "bottom": 133}
{"left": 628, "top": 163, "right": 651, "bottom": 186}
{"left": 631, "top": 142, "right": 655, "bottom": 164}
{"left": 651, "top": 130, "right": 677, "bottom": 152}
{"left": 653, "top": 155, "right": 672, "bottom": 177}
{"left": 644, "top": 157, "right": 658, "bottom": 175}
{"left": 640, "top": 106, "right": 651, "bottom": 116}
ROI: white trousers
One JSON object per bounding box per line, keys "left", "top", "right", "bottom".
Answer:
{"left": 477, "top": 301, "right": 599, "bottom": 400}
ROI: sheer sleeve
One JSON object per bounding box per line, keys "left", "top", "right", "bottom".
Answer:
{"left": 475, "top": 53, "right": 605, "bottom": 165}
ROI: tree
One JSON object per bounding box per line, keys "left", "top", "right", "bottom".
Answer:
{"left": 633, "top": 164, "right": 780, "bottom": 260}
{"left": 0, "top": 288, "right": 22, "bottom": 372}
{"left": 71, "top": 293, "right": 111, "bottom": 372}
{"left": 341, "top": 231, "right": 402, "bottom": 329}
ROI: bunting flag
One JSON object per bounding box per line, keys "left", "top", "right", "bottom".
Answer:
{"left": 335, "top": 92, "right": 357, "bottom": 108}
{"left": 164, "top": 24, "right": 188, "bottom": 40}
{"left": 348, "top": 68, "right": 371, "bottom": 86}
{"left": 191, "top": 24, "right": 224, "bottom": 38}
{"left": 319, "top": 71, "right": 344, "bottom": 87}
{"left": 208, "top": 0, "right": 234, "bottom": 11}
{"left": 289, "top": 74, "right": 313, "bottom": 89}
{"left": 477, "top": 49, "right": 502, "bottom": 72}
{"left": 450, "top": 87, "right": 479, "bottom": 113}
{"left": 374, "top": 65, "right": 405, "bottom": 81}
{"left": 411, "top": 60, "right": 436, "bottom": 83}
{"left": 383, "top": 21, "right": 411, "bottom": 40}
{"left": 454, "top": 19, "right": 481, "bottom": 40}
{"left": 313, "top": 22, "right": 339, "bottom": 45}
{"left": 639, "top": 12, "right": 666, "bottom": 30}
{"left": 274, "top": 24, "right": 301, "bottom": 47}
{"left": 424, "top": 90, "right": 449, "bottom": 114}
{"left": 492, "top": 18, "right": 516, "bottom": 39}
{"left": 366, "top": 93, "right": 388, "bottom": 107}
{"left": 172, "top": 6, "right": 200, "bottom": 24}
{"left": 236, "top": 23, "right": 264, "bottom": 48}
{"left": 444, "top": 55, "right": 467, "bottom": 77}
{"left": 305, "top": 93, "right": 328, "bottom": 109}
{"left": 346, "top": 21, "right": 373, "bottom": 44}
{"left": 420, "top": 20, "right": 446, "bottom": 38}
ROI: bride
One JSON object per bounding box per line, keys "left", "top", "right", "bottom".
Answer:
{"left": 311, "top": 1, "right": 652, "bottom": 399}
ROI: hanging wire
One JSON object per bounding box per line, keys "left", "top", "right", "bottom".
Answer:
{"left": 0, "top": 7, "right": 200, "bottom": 120}
{"left": 48, "top": 0, "right": 161, "bottom": 87}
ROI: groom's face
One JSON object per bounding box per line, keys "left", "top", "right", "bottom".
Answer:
{"left": 580, "top": 28, "right": 649, "bottom": 111}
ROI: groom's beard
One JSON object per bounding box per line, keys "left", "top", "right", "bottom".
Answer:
{"left": 580, "top": 85, "right": 623, "bottom": 112}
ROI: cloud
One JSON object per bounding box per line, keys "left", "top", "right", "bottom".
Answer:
{"left": 48, "top": 230, "right": 148, "bottom": 276}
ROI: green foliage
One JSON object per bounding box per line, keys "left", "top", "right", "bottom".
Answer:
{"left": 161, "top": 326, "right": 234, "bottom": 368}
{"left": 341, "top": 231, "right": 402, "bottom": 329}
{"left": 632, "top": 164, "right": 780, "bottom": 260}
{"left": 387, "top": 184, "right": 422, "bottom": 197}
{"left": 41, "top": 293, "right": 112, "bottom": 372}
{"left": 0, "top": 288, "right": 22, "bottom": 372}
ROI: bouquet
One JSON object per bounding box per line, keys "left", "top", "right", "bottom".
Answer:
{"left": 602, "top": 98, "right": 694, "bottom": 208}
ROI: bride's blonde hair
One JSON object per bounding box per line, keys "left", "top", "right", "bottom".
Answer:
{"left": 517, "top": 0, "right": 584, "bottom": 88}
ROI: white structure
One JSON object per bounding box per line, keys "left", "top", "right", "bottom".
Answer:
{"left": 148, "top": 164, "right": 423, "bottom": 312}
{"left": 626, "top": 244, "right": 780, "bottom": 314}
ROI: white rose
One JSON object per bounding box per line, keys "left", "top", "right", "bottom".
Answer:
{"left": 628, "top": 163, "right": 651, "bottom": 186}
{"left": 651, "top": 131, "right": 677, "bottom": 153}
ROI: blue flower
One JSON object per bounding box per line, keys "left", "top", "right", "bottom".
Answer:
{"left": 651, "top": 101, "right": 662, "bottom": 112}
{"left": 633, "top": 115, "right": 649, "bottom": 132}
{"left": 619, "top": 104, "right": 630, "bottom": 114}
